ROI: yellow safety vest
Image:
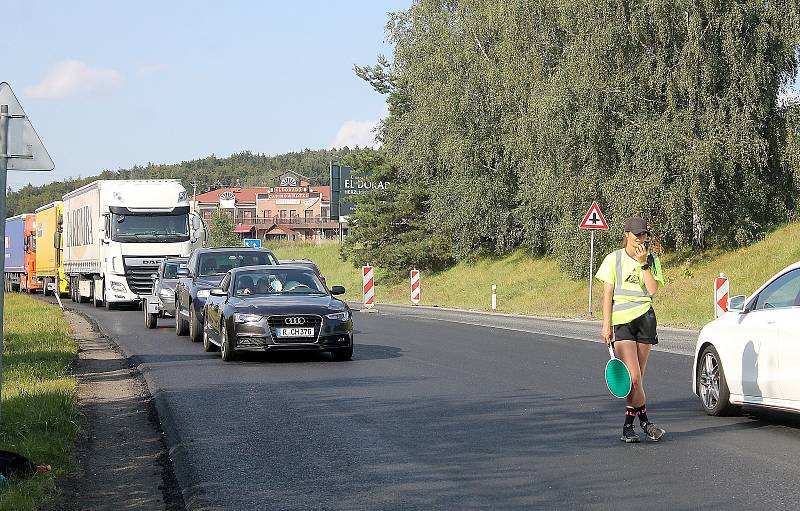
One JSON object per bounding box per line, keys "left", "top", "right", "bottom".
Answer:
{"left": 596, "top": 249, "right": 663, "bottom": 325}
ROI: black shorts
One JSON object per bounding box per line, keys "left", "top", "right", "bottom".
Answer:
{"left": 614, "top": 308, "right": 658, "bottom": 345}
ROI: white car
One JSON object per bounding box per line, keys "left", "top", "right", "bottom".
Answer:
{"left": 693, "top": 261, "right": 800, "bottom": 415}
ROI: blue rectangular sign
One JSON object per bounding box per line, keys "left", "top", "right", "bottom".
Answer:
{"left": 243, "top": 238, "right": 261, "bottom": 248}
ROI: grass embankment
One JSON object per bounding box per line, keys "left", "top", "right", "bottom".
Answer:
{"left": 268, "top": 222, "right": 800, "bottom": 330}
{"left": 0, "top": 294, "right": 77, "bottom": 511}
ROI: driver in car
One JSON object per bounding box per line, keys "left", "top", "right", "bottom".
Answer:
{"left": 237, "top": 276, "right": 254, "bottom": 296}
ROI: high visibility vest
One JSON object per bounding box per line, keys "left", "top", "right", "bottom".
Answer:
{"left": 611, "top": 249, "right": 656, "bottom": 325}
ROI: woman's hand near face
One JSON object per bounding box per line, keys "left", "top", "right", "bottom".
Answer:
{"left": 634, "top": 243, "right": 648, "bottom": 264}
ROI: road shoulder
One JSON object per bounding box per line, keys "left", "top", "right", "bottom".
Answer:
{"left": 44, "top": 309, "right": 185, "bottom": 511}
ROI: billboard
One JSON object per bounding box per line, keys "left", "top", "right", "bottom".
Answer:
{"left": 329, "top": 161, "right": 390, "bottom": 220}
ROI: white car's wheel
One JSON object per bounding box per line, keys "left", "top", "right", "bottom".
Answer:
{"left": 697, "top": 346, "right": 739, "bottom": 416}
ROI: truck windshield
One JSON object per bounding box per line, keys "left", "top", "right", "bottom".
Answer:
{"left": 111, "top": 213, "right": 189, "bottom": 242}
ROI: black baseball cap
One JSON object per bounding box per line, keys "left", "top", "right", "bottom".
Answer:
{"left": 624, "top": 217, "right": 650, "bottom": 235}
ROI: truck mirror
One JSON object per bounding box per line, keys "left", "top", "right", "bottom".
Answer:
{"left": 54, "top": 232, "right": 61, "bottom": 249}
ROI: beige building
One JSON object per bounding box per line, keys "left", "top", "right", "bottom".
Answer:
{"left": 192, "top": 172, "right": 339, "bottom": 241}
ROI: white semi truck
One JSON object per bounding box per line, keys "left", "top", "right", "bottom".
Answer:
{"left": 62, "top": 179, "right": 205, "bottom": 308}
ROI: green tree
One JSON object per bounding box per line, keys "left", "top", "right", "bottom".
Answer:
{"left": 208, "top": 210, "right": 240, "bottom": 247}
{"left": 339, "top": 150, "right": 454, "bottom": 278}
{"left": 350, "top": 0, "right": 800, "bottom": 277}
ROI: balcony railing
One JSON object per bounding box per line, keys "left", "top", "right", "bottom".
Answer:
{"left": 232, "top": 216, "right": 337, "bottom": 227}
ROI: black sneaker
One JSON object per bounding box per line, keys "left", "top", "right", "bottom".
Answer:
{"left": 621, "top": 425, "right": 640, "bottom": 443}
{"left": 641, "top": 422, "right": 665, "bottom": 441}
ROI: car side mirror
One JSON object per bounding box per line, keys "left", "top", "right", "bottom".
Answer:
{"left": 176, "top": 268, "right": 190, "bottom": 277}
{"left": 209, "top": 288, "right": 227, "bottom": 297}
{"left": 729, "top": 295, "right": 748, "bottom": 312}
{"left": 330, "top": 285, "right": 345, "bottom": 295}
{"left": 150, "top": 273, "right": 158, "bottom": 281}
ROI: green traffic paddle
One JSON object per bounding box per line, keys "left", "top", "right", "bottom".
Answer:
{"left": 605, "top": 344, "right": 632, "bottom": 399}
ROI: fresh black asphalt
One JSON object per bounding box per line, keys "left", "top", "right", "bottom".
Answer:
{"left": 52, "top": 298, "right": 800, "bottom": 510}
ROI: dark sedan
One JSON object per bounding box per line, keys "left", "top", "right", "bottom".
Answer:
{"left": 201, "top": 265, "right": 353, "bottom": 362}
{"left": 174, "top": 247, "right": 278, "bottom": 342}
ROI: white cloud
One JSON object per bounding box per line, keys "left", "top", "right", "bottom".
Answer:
{"left": 330, "top": 119, "right": 381, "bottom": 149}
{"left": 25, "top": 59, "right": 123, "bottom": 99}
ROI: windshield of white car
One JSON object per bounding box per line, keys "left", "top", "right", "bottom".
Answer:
{"left": 233, "top": 269, "right": 326, "bottom": 296}
{"left": 111, "top": 213, "right": 189, "bottom": 242}
{"left": 162, "top": 262, "right": 186, "bottom": 279}
{"left": 197, "top": 252, "right": 276, "bottom": 277}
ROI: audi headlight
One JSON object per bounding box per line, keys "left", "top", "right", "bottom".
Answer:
{"left": 234, "top": 313, "right": 263, "bottom": 323}
{"left": 196, "top": 289, "right": 210, "bottom": 298}
{"left": 325, "top": 311, "right": 350, "bottom": 321}
{"left": 110, "top": 281, "right": 127, "bottom": 292}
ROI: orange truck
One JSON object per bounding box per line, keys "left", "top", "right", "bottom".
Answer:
{"left": 4, "top": 213, "right": 44, "bottom": 293}
{"left": 21, "top": 214, "right": 42, "bottom": 292}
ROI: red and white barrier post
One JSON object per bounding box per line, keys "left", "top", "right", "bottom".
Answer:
{"left": 410, "top": 269, "right": 420, "bottom": 305}
{"left": 714, "top": 272, "right": 729, "bottom": 318}
{"left": 362, "top": 265, "right": 375, "bottom": 309}
{"left": 491, "top": 284, "right": 497, "bottom": 311}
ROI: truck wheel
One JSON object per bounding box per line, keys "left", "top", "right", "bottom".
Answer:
{"left": 189, "top": 305, "right": 203, "bottom": 343}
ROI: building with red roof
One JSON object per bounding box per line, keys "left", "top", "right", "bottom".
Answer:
{"left": 191, "top": 171, "right": 339, "bottom": 241}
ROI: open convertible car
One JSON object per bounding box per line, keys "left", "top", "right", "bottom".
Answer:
{"left": 202, "top": 265, "right": 353, "bottom": 362}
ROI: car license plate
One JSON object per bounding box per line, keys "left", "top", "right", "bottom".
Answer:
{"left": 275, "top": 327, "right": 314, "bottom": 338}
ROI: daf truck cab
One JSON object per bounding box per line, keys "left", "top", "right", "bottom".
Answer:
{"left": 63, "top": 179, "right": 205, "bottom": 309}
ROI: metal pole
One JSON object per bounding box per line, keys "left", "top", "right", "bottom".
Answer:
{"left": 588, "top": 229, "right": 595, "bottom": 317}
{"left": 0, "top": 104, "right": 10, "bottom": 421}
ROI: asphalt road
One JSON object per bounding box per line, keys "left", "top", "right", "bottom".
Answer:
{"left": 51, "top": 297, "right": 800, "bottom": 510}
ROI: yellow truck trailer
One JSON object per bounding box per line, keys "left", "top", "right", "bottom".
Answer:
{"left": 34, "top": 201, "right": 69, "bottom": 296}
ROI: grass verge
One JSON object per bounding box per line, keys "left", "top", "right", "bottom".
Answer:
{"left": 267, "top": 221, "right": 800, "bottom": 330}
{"left": 0, "top": 293, "right": 77, "bottom": 511}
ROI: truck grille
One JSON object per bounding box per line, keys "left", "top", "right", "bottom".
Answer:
{"left": 124, "top": 265, "right": 158, "bottom": 296}
{"left": 267, "top": 315, "right": 322, "bottom": 343}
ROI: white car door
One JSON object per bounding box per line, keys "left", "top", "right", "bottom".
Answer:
{"left": 771, "top": 306, "right": 800, "bottom": 405}
{"left": 744, "top": 269, "right": 800, "bottom": 402}
{"left": 728, "top": 308, "right": 780, "bottom": 400}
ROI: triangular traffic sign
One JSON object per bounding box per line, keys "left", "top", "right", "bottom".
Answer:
{"left": 0, "top": 82, "right": 54, "bottom": 171}
{"left": 579, "top": 202, "right": 609, "bottom": 230}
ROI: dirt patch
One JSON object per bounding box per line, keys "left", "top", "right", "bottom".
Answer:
{"left": 45, "top": 310, "right": 185, "bottom": 511}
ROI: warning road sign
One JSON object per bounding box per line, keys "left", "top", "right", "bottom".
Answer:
{"left": 579, "top": 202, "right": 609, "bottom": 230}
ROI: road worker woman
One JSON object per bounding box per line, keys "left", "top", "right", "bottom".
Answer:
{"left": 596, "top": 217, "right": 666, "bottom": 443}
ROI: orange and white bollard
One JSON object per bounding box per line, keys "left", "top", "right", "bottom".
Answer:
{"left": 362, "top": 265, "right": 375, "bottom": 309}
{"left": 410, "top": 269, "right": 420, "bottom": 305}
{"left": 491, "top": 284, "right": 497, "bottom": 311}
{"left": 714, "top": 273, "right": 729, "bottom": 318}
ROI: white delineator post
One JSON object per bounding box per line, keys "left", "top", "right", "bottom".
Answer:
{"left": 714, "top": 273, "right": 729, "bottom": 318}
{"left": 362, "top": 265, "right": 375, "bottom": 309}
{"left": 410, "top": 269, "right": 420, "bottom": 305}
{"left": 491, "top": 284, "right": 497, "bottom": 311}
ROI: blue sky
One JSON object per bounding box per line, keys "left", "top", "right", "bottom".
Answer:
{"left": 4, "top": 0, "right": 411, "bottom": 189}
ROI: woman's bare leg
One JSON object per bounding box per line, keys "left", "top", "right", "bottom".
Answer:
{"left": 614, "top": 340, "right": 644, "bottom": 407}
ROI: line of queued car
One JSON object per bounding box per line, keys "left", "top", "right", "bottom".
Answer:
{"left": 142, "top": 246, "right": 353, "bottom": 362}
